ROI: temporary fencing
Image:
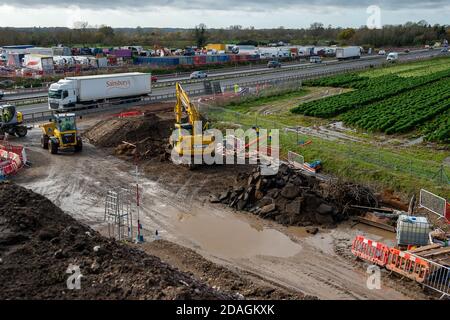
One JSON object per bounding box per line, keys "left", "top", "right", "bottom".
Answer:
{"left": 351, "top": 235, "right": 449, "bottom": 297}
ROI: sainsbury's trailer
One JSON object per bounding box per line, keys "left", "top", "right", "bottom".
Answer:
{"left": 48, "top": 72, "right": 152, "bottom": 110}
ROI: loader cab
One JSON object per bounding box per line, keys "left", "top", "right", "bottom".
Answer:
{"left": 0, "top": 104, "right": 22, "bottom": 125}
{"left": 54, "top": 113, "right": 77, "bottom": 132}
{"left": 40, "top": 113, "right": 82, "bottom": 154}
{"left": 48, "top": 80, "right": 77, "bottom": 110}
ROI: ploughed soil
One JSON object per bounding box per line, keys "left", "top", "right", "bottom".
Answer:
{"left": 0, "top": 182, "right": 233, "bottom": 300}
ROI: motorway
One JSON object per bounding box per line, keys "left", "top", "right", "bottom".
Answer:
{"left": 5, "top": 49, "right": 443, "bottom": 115}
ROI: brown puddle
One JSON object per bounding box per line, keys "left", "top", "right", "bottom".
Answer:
{"left": 174, "top": 207, "right": 302, "bottom": 259}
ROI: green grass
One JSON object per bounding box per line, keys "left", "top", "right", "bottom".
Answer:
{"left": 207, "top": 102, "right": 450, "bottom": 199}
{"left": 359, "top": 56, "right": 450, "bottom": 78}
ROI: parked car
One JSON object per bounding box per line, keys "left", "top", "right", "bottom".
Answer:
{"left": 189, "top": 71, "right": 208, "bottom": 79}
{"left": 309, "top": 56, "right": 322, "bottom": 63}
{"left": 0, "top": 90, "right": 3, "bottom": 100}
{"left": 151, "top": 75, "right": 158, "bottom": 82}
{"left": 378, "top": 50, "right": 386, "bottom": 55}
{"left": 404, "top": 49, "right": 410, "bottom": 54}
{"left": 267, "top": 60, "right": 282, "bottom": 68}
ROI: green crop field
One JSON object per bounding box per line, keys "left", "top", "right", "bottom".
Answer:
{"left": 291, "top": 57, "right": 450, "bottom": 143}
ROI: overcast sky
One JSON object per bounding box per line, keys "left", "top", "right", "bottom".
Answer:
{"left": 0, "top": 1, "right": 448, "bottom": 28}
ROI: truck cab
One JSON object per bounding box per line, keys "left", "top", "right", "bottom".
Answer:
{"left": 48, "top": 80, "right": 77, "bottom": 110}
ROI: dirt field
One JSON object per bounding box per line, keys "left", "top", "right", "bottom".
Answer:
{"left": 0, "top": 182, "right": 232, "bottom": 300}
{"left": 6, "top": 107, "right": 433, "bottom": 300}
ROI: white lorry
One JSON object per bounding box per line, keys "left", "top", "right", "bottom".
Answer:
{"left": 336, "top": 46, "right": 361, "bottom": 60}
{"left": 48, "top": 72, "right": 152, "bottom": 111}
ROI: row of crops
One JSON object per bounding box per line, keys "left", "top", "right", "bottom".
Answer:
{"left": 291, "top": 64, "right": 450, "bottom": 143}
{"left": 421, "top": 109, "right": 450, "bottom": 143}
{"left": 341, "top": 78, "right": 450, "bottom": 134}
{"left": 291, "top": 68, "right": 450, "bottom": 118}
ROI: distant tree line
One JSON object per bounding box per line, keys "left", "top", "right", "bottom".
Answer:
{"left": 0, "top": 21, "right": 448, "bottom": 48}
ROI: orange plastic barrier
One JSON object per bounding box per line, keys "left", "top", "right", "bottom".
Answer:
{"left": 351, "top": 235, "right": 390, "bottom": 267}
{"left": 386, "top": 248, "right": 430, "bottom": 283}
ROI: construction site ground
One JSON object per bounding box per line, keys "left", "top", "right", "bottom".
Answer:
{"left": 7, "top": 103, "right": 433, "bottom": 300}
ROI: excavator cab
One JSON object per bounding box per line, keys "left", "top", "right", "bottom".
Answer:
{"left": 39, "top": 113, "right": 82, "bottom": 154}
{"left": 0, "top": 104, "right": 27, "bottom": 137}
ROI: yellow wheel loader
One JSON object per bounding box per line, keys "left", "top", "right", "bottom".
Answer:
{"left": 39, "top": 113, "right": 82, "bottom": 154}
{"left": 0, "top": 104, "right": 28, "bottom": 137}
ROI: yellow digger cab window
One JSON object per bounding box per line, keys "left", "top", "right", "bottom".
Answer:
{"left": 58, "top": 117, "right": 76, "bottom": 131}
{"left": 1, "top": 106, "right": 14, "bottom": 123}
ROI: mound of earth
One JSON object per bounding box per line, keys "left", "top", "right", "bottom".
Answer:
{"left": 83, "top": 113, "right": 173, "bottom": 160}
{"left": 0, "top": 182, "right": 233, "bottom": 300}
{"left": 214, "top": 164, "right": 378, "bottom": 227}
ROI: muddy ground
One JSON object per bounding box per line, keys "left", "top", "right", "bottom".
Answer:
{"left": 6, "top": 105, "right": 433, "bottom": 300}
{"left": 0, "top": 182, "right": 232, "bottom": 300}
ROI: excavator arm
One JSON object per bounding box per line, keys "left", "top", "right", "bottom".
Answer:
{"left": 175, "top": 82, "right": 203, "bottom": 133}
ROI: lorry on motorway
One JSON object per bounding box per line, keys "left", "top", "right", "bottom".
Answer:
{"left": 47, "top": 72, "right": 152, "bottom": 111}
{"left": 336, "top": 46, "right": 361, "bottom": 60}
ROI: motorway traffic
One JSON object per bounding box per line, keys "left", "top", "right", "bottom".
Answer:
{"left": 4, "top": 48, "right": 443, "bottom": 115}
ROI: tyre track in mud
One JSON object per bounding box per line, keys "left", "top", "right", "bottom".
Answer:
{"left": 14, "top": 131, "right": 416, "bottom": 300}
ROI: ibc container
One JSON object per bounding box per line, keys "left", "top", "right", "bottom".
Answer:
{"left": 396, "top": 215, "right": 430, "bottom": 246}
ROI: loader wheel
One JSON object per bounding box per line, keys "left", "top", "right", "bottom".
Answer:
{"left": 15, "top": 126, "right": 27, "bottom": 137}
{"left": 74, "top": 138, "right": 83, "bottom": 153}
{"left": 49, "top": 140, "right": 58, "bottom": 154}
{"left": 41, "top": 135, "right": 49, "bottom": 149}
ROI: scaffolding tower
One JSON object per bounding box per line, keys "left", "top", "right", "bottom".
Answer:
{"left": 104, "top": 187, "right": 133, "bottom": 241}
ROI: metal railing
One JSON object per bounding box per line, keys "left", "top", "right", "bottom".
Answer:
{"left": 418, "top": 255, "right": 450, "bottom": 298}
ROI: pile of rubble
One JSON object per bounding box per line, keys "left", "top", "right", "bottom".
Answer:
{"left": 0, "top": 182, "right": 233, "bottom": 299}
{"left": 212, "top": 164, "right": 377, "bottom": 227}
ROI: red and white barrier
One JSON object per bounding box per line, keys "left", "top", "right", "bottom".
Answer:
{"left": 351, "top": 235, "right": 390, "bottom": 267}
{"left": 0, "top": 142, "right": 26, "bottom": 176}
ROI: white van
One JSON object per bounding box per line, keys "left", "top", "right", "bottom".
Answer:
{"left": 386, "top": 52, "right": 399, "bottom": 62}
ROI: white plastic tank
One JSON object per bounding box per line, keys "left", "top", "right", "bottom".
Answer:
{"left": 396, "top": 215, "right": 430, "bottom": 246}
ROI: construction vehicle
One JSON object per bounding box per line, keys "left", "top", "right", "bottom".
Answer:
{"left": 39, "top": 113, "right": 82, "bottom": 154}
{"left": 170, "top": 82, "right": 215, "bottom": 168}
{"left": 0, "top": 104, "right": 28, "bottom": 137}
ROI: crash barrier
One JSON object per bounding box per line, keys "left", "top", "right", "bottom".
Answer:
{"left": 352, "top": 235, "right": 449, "bottom": 297}
{"left": 0, "top": 142, "right": 26, "bottom": 176}
{"left": 351, "top": 235, "right": 390, "bottom": 267}
{"left": 419, "top": 189, "right": 450, "bottom": 223}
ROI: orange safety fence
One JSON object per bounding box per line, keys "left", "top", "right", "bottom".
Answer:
{"left": 351, "top": 235, "right": 390, "bottom": 267}
{"left": 385, "top": 248, "right": 430, "bottom": 283}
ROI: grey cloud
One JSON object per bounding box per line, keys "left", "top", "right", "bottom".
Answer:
{"left": 1, "top": 0, "right": 449, "bottom": 10}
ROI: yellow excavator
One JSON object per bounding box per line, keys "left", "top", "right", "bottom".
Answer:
{"left": 0, "top": 104, "right": 28, "bottom": 137}
{"left": 170, "top": 82, "right": 215, "bottom": 168}
{"left": 39, "top": 113, "right": 82, "bottom": 154}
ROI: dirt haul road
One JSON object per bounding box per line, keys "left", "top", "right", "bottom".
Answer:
{"left": 12, "top": 125, "right": 423, "bottom": 300}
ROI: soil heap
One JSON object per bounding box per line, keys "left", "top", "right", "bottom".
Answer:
{"left": 213, "top": 164, "right": 378, "bottom": 227}
{"left": 0, "top": 182, "right": 233, "bottom": 299}
{"left": 83, "top": 113, "right": 173, "bottom": 161}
